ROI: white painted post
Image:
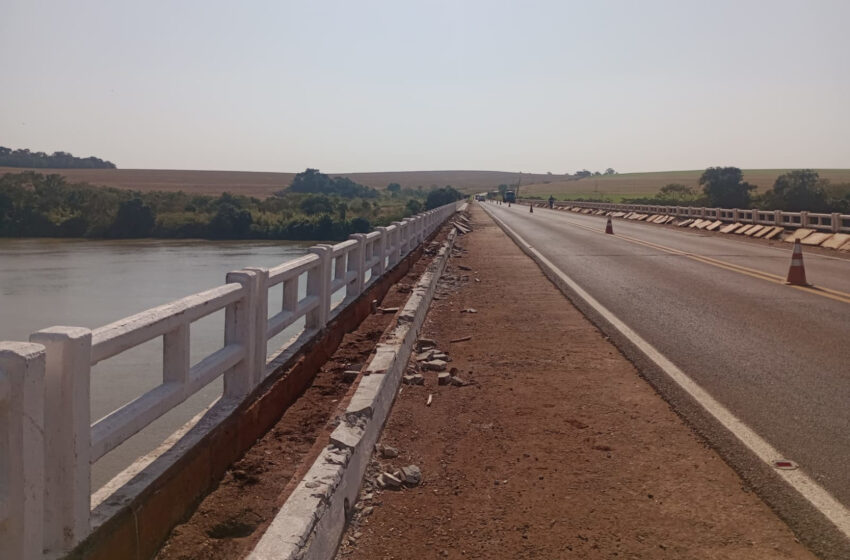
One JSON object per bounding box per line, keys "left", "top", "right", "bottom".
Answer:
{"left": 391, "top": 222, "right": 403, "bottom": 265}
{"left": 29, "top": 327, "right": 91, "bottom": 554}
{"left": 245, "top": 267, "right": 270, "bottom": 371}
{"left": 348, "top": 234, "right": 366, "bottom": 298}
{"left": 224, "top": 269, "right": 258, "bottom": 399}
{"left": 307, "top": 245, "right": 332, "bottom": 329}
{"left": 800, "top": 211, "right": 809, "bottom": 228}
{"left": 831, "top": 213, "right": 841, "bottom": 233}
{"left": 0, "top": 342, "right": 45, "bottom": 560}
{"left": 375, "top": 227, "right": 388, "bottom": 276}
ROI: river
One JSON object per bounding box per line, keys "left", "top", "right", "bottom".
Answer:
{"left": 0, "top": 238, "right": 311, "bottom": 489}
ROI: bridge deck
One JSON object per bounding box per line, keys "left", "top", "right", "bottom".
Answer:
{"left": 336, "top": 204, "right": 815, "bottom": 559}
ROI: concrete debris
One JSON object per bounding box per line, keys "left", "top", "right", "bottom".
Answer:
{"left": 426, "top": 394, "right": 433, "bottom": 406}
{"left": 380, "top": 306, "right": 400, "bottom": 314}
{"left": 416, "top": 338, "right": 437, "bottom": 351}
{"left": 438, "top": 372, "right": 452, "bottom": 385}
{"left": 343, "top": 369, "right": 360, "bottom": 383}
{"left": 371, "top": 299, "right": 379, "bottom": 313}
{"left": 379, "top": 472, "right": 403, "bottom": 489}
{"left": 450, "top": 335, "right": 472, "bottom": 343}
{"left": 431, "top": 351, "right": 449, "bottom": 361}
{"left": 424, "top": 359, "right": 448, "bottom": 371}
{"left": 400, "top": 465, "right": 422, "bottom": 486}
{"left": 415, "top": 350, "right": 434, "bottom": 361}
{"left": 461, "top": 308, "right": 478, "bottom": 314}
{"left": 403, "top": 374, "right": 425, "bottom": 385}
{"left": 450, "top": 376, "right": 468, "bottom": 386}
{"left": 458, "top": 265, "right": 472, "bottom": 271}
{"left": 380, "top": 445, "right": 399, "bottom": 459}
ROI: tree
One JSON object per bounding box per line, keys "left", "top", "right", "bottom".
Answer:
{"left": 658, "top": 183, "right": 695, "bottom": 201}
{"left": 110, "top": 198, "right": 155, "bottom": 238}
{"left": 387, "top": 182, "right": 401, "bottom": 195}
{"left": 574, "top": 170, "right": 592, "bottom": 179}
{"left": 699, "top": 167, "right": 755, "bottom": 208}
{"left": 605, "top": 168, "right": 616, "bottom": 175}
{"left": 299, "top": 194, "right": 335, "bottom": 215}
{"left": 405, "top": 199, "right": 422, "bottom": 214}
{"left": 425, "top": 186, "right": 463, "bottom": 210}
{"left": 764, "top": 169, "right": 829, "bottom": 212}
{"left": 208, "top": 203, "right": 252, "bottom": 238}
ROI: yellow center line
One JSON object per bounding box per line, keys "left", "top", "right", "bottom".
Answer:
{"left": 544, "top": 212, "right": 850, "bottom": 305}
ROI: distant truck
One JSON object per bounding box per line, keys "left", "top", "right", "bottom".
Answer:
{"left": 504, "top": 190, "right": 516, "bottom": 203}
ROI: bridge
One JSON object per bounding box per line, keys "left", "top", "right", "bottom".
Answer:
{"left": 3, "top": 198, "right": 850, "bottom": 559}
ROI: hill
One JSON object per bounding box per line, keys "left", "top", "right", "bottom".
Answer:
{"left": 3, "top": 167, "right": 849, "bottom": 200}
{"left": 520, "top": 169, "right": 850, "bottom": 201}
{"left": 0, "top": 168, "right": 553, "bottom": 198}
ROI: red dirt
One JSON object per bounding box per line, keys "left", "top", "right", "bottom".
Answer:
{"left": 335, "top": 205, "right": 816, "bottom": 560}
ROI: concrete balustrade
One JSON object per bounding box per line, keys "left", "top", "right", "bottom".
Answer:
{"left": 0, "top": 201, "right": 460, "bottom": 557}
{"left": 536, "top": 199, "right": 850, "bottom": 233}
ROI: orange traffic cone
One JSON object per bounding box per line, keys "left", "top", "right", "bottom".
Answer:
{"left": 785, "top": 239, "right": 810, "bottom": 286}
{"left": 605, "top": 216, "right": 613, "bottom": 234}
{"left": 529, "top": 204, "right": 534, "bottom": 213}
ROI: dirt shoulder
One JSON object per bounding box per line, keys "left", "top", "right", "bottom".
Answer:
{"left": 336, "top": 205, "right": 816, "bottom": 560}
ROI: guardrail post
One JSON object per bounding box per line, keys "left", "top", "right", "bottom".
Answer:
{"left": 245, "top": 267, "right": 270, "bottom": 372}
{"left": 831, "top": 213, "right": 841, "bottom": 233}
{"left": 0, "top": 342, "right": 45, "bottom": 560}
{"left": 800, "top": 211, "right": 809, "bottom": 228}
{"left": 29, "top": 327, "right": 91, "bottom": 554}
{"left": 348, "top": 234, "right": 366, "bottom": 297}
{"left": 224, "top": 269, "right": 258, "bottom": 399}
{"left": 307, "top": 245, "right": 332, "bottom": 329}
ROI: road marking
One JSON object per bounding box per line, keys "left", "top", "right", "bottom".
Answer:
{"left": 518, "top": 206, "right": 850, "bottom": 305}
{"left": 481, "top": 203, "right": 850, "bottom": 540}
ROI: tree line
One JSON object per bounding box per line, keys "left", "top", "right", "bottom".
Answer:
{"left": 0, "top": 169, "right": 463, "bottom": 240}
{"left": 600, "top": 167, "right": 850, "bottom": 213}
{"left": 0, "top": 147, "right": 116, "bottom": 169}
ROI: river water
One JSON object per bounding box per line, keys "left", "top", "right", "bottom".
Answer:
{"left": 0, "top": 238, "right": 311, "bottom": 489}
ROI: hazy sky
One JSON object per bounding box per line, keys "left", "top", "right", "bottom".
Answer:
{"left": 2, "top": 0, "right": 849, "bottom": 174}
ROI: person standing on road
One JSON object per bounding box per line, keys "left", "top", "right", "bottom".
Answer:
{"left": 548, "top": 195, "right": 555, "bottom": 209}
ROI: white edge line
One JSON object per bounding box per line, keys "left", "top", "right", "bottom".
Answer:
{"left": 483, "top": 203, "right": 850, "bottom": 538}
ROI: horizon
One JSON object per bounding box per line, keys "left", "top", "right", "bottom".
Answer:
{"left": 3, "top": 1, "right": 849, "bottom": 173}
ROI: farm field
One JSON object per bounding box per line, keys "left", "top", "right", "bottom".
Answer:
{"left": 520, "top": 169, "right": 850, "bottom": 200}
{"left": 0, "top": 167, "right": 551, "bottom": 198}
{"left": 4, "top": 167, "right": 850, "bottom": 200}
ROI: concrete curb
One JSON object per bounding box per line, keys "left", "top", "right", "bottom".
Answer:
{"left": 249, "top": 229, "right": 458, "bottom": 560}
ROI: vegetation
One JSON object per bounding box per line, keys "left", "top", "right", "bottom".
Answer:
{"left": 0, "top": 169, "right": 458, "bottom": 240}
{"left": 0, "top": 146, "right": 116, "bottom": 169}
{"left": 618, "top": 167, "right": 850, "bottom": 213}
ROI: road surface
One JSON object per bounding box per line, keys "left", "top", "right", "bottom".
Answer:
{"left": 481, "top": 201, "right": 850, "bottom": 552}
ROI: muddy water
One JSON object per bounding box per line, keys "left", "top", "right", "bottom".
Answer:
{"left": 0, "top": 238, "right": 311, "bottom": 489}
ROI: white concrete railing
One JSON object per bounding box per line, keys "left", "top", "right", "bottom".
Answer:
{"left": 0, "top": 201, "right": 459, "bottom": 558}
{"left": 530, "top": 199, "right": 850, "bottom": 233}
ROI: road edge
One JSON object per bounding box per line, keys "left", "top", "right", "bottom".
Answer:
{"left": 480, "top": 201, "right": 850, "bottom": 560}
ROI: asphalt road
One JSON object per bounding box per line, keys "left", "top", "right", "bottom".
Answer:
{"left": 480, "top": 202, "right": 850, "bottom": 540}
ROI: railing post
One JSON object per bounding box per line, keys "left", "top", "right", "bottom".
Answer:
{"left": 245, "top": 267, "right": 270, "bottom": 373}
{"left": 375, "top": 227, "right": 388, "bottom": 276}
{"left": 831, "top": 213, "right": 841, "bottom": 233}
{"left": 29, "top": 327, "right": 91, "bottom": 554}
{"left": 224, "top": 269, "right": 258, "bottom": 399}
{"left": 348, "top": 234, "right": 366, "bottom": 297}
{"left": 0, "top": 342, "right": 45, "bottom": 560}
{"left": 800, "top": 211, "right": 809, "bottom": 228}
{"left": 307, "top": 245, "right": 332, "bottom": 329}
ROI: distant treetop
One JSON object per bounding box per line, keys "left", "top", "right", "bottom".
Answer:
{"left": 0, "top": 146, "right": 116, "bottom": 169}
{"left": 286, "top": 168, "right": 379, "bottom": 198}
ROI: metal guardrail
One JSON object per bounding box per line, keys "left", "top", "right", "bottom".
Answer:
{"left": 0, "top": 201, "right": 460, "bottom": 558}
{"left": 523, "top": 199, "right": 850, "bottom": 233}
